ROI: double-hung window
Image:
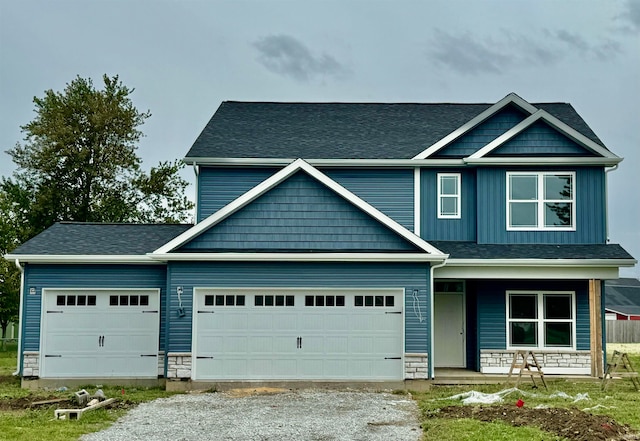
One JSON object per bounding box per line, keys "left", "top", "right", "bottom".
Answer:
{"left": 437, "top": 173, "right": 461, "bottom": 219}
{"left": 507, "top": 172, "right": 575, "bottom": 230}
{"left": 507, "top": 291, "right": 575, "bottom": 349}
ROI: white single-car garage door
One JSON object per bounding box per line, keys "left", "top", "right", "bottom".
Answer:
{"left": 192, "top": 288, "right": 404, "bottom": 381}
{"left": 40, "top": 289, "right": 160, "bottom": 378}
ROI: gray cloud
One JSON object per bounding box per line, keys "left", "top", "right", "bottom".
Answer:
{"left": 253, "top": 34, "right": 346, "bottom": 82}
{"left": 429, "top": 30, "right": 511, "bottom": 75}
{"left": 431, "top": 26, "right": 624, "bottom": 75}
{"left": 620, "top": 0, "right": 640, "bottom": 32}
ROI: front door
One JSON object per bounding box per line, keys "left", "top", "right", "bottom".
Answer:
{"left": 434, "top": 291, "right": 465, "bottom": 368}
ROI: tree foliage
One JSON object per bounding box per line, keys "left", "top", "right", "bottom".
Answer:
{"left": 0, "top": 74, "right": 194, "bottom": 335}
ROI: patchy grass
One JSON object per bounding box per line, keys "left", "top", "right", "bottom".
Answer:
{"left": 0, "top": 347, "right": 179, "bottom": 441}
{"left": 416, "top": 354, "right": 640, "bottom": 441}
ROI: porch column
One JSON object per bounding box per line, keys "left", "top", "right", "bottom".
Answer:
{"left": 589, "top": 279, "right": 603, "bottom": 377}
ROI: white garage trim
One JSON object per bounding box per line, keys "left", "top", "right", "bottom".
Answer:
{"left": 191, "top": 287, "right": 405, "bottom": 381}
{"left": 39, "top": 288, "right": 160, "bottom": 379}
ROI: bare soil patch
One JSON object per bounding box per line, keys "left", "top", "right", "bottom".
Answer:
{"left": 0, "top": 396, "right": 73, "bottom": 411}
{"left": 435, "top": 405, "right": 640, "bottom": 441}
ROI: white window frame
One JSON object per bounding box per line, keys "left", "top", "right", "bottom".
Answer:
{"left": 437, "top": 173, "right": 461, "bottom": 219}
{"left": 506, "top": 171, "right": 576, "bottom": 231}
{"left": 506, "top": 290, "right": 576, "bottom": 350}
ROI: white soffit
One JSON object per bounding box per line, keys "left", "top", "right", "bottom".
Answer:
{"left": 413, "top": 93, "right": 538, "bottom": 160}
{"left": 153, "top": 159, "right": 447, "bottom": 257}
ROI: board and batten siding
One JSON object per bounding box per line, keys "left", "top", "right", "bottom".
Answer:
{"left": 433, "top": 107, "right": 528, "bottom": 158}
{"left": 477, "top": 167, "right": 606, "bottom": 244}
{"left": 476, "top": 280, "right": 590, "bottom": 351}
{"left": 324, "top": 169, "right": 414, "bottom": 231}
{"left": 420, "top": 169, "right": 477, "bottom": 241}
{"left": 197, "top": 167, "right": 278, "bottom": 222}
{"left": 490, "top": 121, "right": 599, "bottom": 156}
{"left": 21, "top": 264, "right": 167, "bottom": 353}
{"left": 166, "top": 261, "right": 430, "bottom": 354}
{"left": 182, "top": 172, "right": 418, "bottom": 252}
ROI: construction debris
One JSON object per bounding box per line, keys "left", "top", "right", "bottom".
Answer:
{"left": 55, "top": 388, "right": 116, "bottom": 420}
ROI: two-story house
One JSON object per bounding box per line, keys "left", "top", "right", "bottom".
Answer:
{"left": 7, "top": 93, "right": 636, "bottom": 388}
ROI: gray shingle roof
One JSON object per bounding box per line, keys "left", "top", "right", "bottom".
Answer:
{"left": 429, "top": 242, "right": 634, "bottom": 260}
{"left": 10, "top": 222, "right": 193, "bottom": 255}
{"left": 605, "top": 278, "right": 640, "bottom": 316}
{"left": 185, "top": 101, "right": 606, "bottom": 160}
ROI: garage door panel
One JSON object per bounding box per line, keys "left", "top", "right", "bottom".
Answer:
{"left": 41, "top": 289, "right": 159, "bottom": 378}
{"left": 193, "top": 289, "right": 403, "bottom": 381}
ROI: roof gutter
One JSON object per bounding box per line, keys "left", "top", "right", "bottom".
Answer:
{"left": 444, "top": 258, "right": 637, "bottom": 267}
{"left": 148, "top": 252, "right": 449, "bottom": 263}
{"left": 13, "top": 259, "right": 24, "bottom": 377}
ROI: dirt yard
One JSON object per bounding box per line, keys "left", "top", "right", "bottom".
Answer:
{"left": 435, "top": 405, "right": 640, "bottom": 441}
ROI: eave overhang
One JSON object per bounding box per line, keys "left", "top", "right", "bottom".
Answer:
{"left": 4, "top": 254, "right": 160, "bottom": 264}
{"left": 148, "top": 252, "right": 448, "bottom": 262}
{"left": 445, "top": 258, "right": 637, "bottom": 267}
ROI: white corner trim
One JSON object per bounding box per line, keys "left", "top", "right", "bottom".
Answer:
{"left": 414, "top": 168, "right": 421, "bottom": 236}
{"left": 153, "top": 158, "right": 447, "bottom": 257}
{"left": 413, "top": 93, "right": 538, "bottom": 159}
{"left": 468, "top": 109, "right": 621, "bottom": 160}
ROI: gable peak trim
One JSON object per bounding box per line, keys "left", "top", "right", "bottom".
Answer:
{"left": 413, "top": 93, "right": 538, "bottom": 160}
{"left": 466, "top": 109, "right": 620, "bottom": 161}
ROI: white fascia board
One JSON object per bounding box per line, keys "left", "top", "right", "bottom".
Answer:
{"left": 468, "top": 109, "right": 621, "bottom": 161}
{"left": 183, "top": 157, "right": 466, "bottom": 167}
{"left": 148, "top": 252, "right": 448, "bottom": 262}
{"left": 3, "top": 254, "right": 159, "bottom": 264}
{"left": 413, "top": 93, "right": 539, "bottom": 160}
{"left": 604, "top": 307, "right": 631, "bottom": 317}
{"left": 444, "top": 258, "right": 637, "bottom": 267}
{"left": 464, "top": 156, "right": 622, "bottom": 166}
{"left": 435, "top": 265, "right": 622, "bottom": 280}
{"left": 154, "top": 158, "right": 447, "bottom": 257}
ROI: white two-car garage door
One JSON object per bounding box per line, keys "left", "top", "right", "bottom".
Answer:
{"left": 192, "top": 288, "right": 404, "bottom": 381}
{"left": 40, "top": 289, "right": 160, "bottom": 378}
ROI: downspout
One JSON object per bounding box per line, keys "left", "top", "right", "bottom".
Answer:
{"left": 429, "top": 259, "right": 447, "bottom": 380}
{"left": 13, "top": 259, "right": 24, "bottom": 376}
{"left": 604, "top": 164, "right": 618, "bottom": 243}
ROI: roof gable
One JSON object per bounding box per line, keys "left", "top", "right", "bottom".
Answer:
{"left": 180, "top": 171, "right": 419, "bottom": 253}
{"left": 154, "top": 159, "right": 446, "bottom": 259}
{"left": 184, "top": 94, "right": 610, "bottom": 163}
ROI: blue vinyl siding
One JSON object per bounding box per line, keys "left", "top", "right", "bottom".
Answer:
{"left": 197, "top": 167, "right": 278, "bottom": 222}
{"left": 476, "top": 280, "right": 589, "bottom": 351}
{"left": 182, "top": 172, "right": 418, "bottom": 252}
{"left": 491, "top": 121, "right": 598, "bottom": 156}
{"left": 166, "top": 261, "right": 430, "bottom": 354}
{"left": 433, "top": 106, "right": 527, "bottom": 158}
{"left": 477, "top": 167, "right": 606, "bottom": 244}
{"left": 420, "top": 169, "right": 477, "bottom": 241}
{"left": 324, "top": 169, "right": 414, "bottom": 231}
{"left": 21, "top": 264, "right": 167, "bottom": 354}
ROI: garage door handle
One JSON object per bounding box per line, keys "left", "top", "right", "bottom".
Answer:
{"left": 47, "top": 310, "right": 63, "bottom": 313}
{"left": 385, "top": 311, "right": 402, "bottom": 314}
{"left": 296, "top": 336, "right": 302, "bottom": 349}
{"left": 142, "top": 310, "right": 158, "bottom": 313}
{"left": 196, "top": 356, "right": 214, "bottom": 359}
{"left": 98, "top": 335, "right": 104, "bottom": 347}
{"left": 45, "top": 354, "right": 62, "bottom": 358}
{"left": 384, "top": 357, "right": 401, "bottom": 360}
{"left": 197, "top": 311, "right": 215, "bottom": 314}
{"left": 140, "top": 354, "right": 157, "bottom": 357}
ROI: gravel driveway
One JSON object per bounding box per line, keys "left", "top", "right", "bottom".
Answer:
{"left": 80, "top": 388, "right": 422, "bottom": 441}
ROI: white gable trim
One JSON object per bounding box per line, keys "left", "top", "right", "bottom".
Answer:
{"left": 3, "top": 254, "right": 160, "bottom": 264}
{"left": 467, "top": 109, "right": 620, "bottom": 161}
{"left": 413, "top": 93, "right": 538, "bottom": 160}
{"left": 153, "top": 159, "right": 447, "bottom": 257}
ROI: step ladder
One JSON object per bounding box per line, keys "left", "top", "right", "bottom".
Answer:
{"left": 508, "top": 350, "right": 547, "bottom": 389}
{"left": 601, "top": 351, "right": 640, "bottom": 391}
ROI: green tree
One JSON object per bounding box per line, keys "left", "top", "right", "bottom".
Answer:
{"left": 0, "top": 75, "right": 194, "bottom": 336}
{"left": 4, "top": 74, "right": 193, "bottom": 231}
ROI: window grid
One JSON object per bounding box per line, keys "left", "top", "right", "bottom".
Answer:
{"left": 437, "top": 173, "right": 461, "bottom": 219}
{"left": 254, "top": 295, "right": 295, "bottom": 307}
{"left": 56, "top": 295, "right": 97, "bottom": 307}
{"left": 354, "top": 295, "right": 395, "bottom": 307}
{"left": 109, "top": 295, "right": 149, "bottom": 307}
{"left": 204, "top": 294, "right": 246, "bottom": 306}
{"left": 507, "top": 171, "right": 575, "bottom": 231}
{"left": 506, "top": 291, "right": 575, "bottom": 350}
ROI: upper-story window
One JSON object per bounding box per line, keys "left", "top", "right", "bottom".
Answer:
{"left": 437, "top": 173, "right": 461, "bottom": 219}
{"left": 507, "top": 172, "right": 575, "bottom": 230}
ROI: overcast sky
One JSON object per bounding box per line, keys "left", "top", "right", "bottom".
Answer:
{"left": 1, "top": 0, "right": 638, "bottom": 277}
